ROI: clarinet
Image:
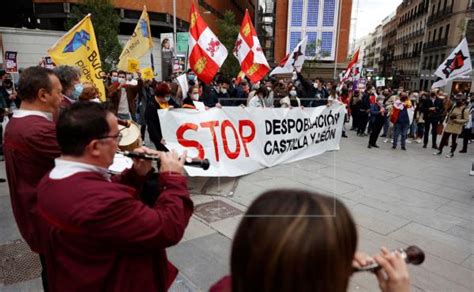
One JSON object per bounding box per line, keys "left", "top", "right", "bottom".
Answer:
{"left": 353, "top": 246, "right": 425, "bottom": 273}
{"left": 118, "top": 151, "right": 210, "bottom": 170}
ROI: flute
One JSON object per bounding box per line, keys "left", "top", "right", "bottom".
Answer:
{"left": 353, "top": 246, "right": 425, "bottom": 273}
{"left": 118, "top": 151, "right": 210, "bottom": 170}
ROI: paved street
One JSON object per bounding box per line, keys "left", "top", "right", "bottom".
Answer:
{"left": 0, "top": 133, "right": 473, "bottom": 291}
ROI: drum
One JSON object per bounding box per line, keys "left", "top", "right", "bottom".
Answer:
{"left": 108, "top": 153, "right": 133, "bottom": 174}
{"left": 118, "top": 121, "right": 142, "bottom": 151}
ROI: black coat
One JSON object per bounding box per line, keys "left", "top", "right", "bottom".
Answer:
{"left": 144, "top": 97, "right": 179, "bottom": 152}
{"left": 421, "top": 98, "right": 444, "bottom": 121}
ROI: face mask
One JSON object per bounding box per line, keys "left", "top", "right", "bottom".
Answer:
{"left": 266, "top": 87, "right": 272, "bottom": 92}
{"left": 165, "top": 96, "right": 171, "bottom": 102}
{"left": 188, "top": 74, "right": 195, "bottom": 81}
{"left": 192, "top": 93, "right": 199, "bottom": 100}
{"left": 253, "top": 84, "right": 260, "bottom": 90}
{"left": 111, "top": 76, "right": 118, "bottom": 83}
{"left": 71, "top": 83, "right": 84, "bottom": 99}
{"left": 377, "top": 100, "right": 383, "bottom": 106}
{"left": 118, "top": 77, "right": 125, "bottom": 84}
{"left": 220, "top": 88, "right": 227, "bottom": 94}
{"left": 126, "top": 75, "right": 133, "bottom": 81}
{"left": 290, "top": 90, "right": 297, "bottom": 97}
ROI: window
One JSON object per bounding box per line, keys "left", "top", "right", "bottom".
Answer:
{"left": 323, "top": 0, "right": 336, "bottom": 27}
{"left": 291, "top": 0, "right": 303, "bottom": 26}
{"left": 428, "top": 56, "right": 433, "bottom": 69}
{"left": 321, "top": 32, "right": 333, "bottom": 56}
{"left": 423, "top": 57, "right": 428, "bottom": 69}
{"left": 290, "top": 32, "right": 302, "bottom": 51}
{"left": 445, "top": 24, "right": 450, "bottom": 39}
{"left": 433, "top": 55, "right": 439, "bottom": 69}
{"left": 433, "top": 28, "right": 437, "bottom": 40}
{"left": 307, "top": 0, "right": 319, "bottom": 27}
{"left": 306, "top": 32, "right": 318, "bottom": 56}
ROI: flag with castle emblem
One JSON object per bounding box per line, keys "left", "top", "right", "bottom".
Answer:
{"left": 432, "top": 38, "right": 472, "bottom": 89}
{"left": 188, "top": 3, "right": 228, "bottom": 84}
{"left": 233, "top": 10, "right": 269, "bottom": 83}
{"left": 341, "top": 48, "right": 360, "bottom": 82}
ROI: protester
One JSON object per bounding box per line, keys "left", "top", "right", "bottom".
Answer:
{"left": 421, "top": 91, "right": 443, "bottom": 149}
{"left": 459, "top": 94, "right": 473, "bottom": 153}
{"left": 391, "top": 93, "right": 412, "bottom": 150}
{"left": 434, "top": 94, "right": 469, "bottom": 157}
{"left": 37, "top": 102, "right": 193, "bottom": 291}
{"left": 210, "top": 190, "right": 410, "bottom": 292}
{"left": 280, "top": 84, "right": 301, "bottom": 108}
{"left": 4, "top": 66, "right": 64, "bottom": 290}
{"left": 248, "top": 87, "right": 269, "bottom": 108}
{"left": 136, "top": 78, "right": 154, "bottom": 142}
{"left": 53, "top": 65, "right": 81, "bottom": 106}
{"left": 357, "top": 85, "right": 371, "bottom": 136}
{"left": 182, "top": 86, "right": 200, "bottom": 109}
{"left": 145, "top": 83, "right": 179, "bottom": 151}
{"left": 368, "top": 96, "right": 386, "bottom": 148}
{"left": 78, "top": 82, "right": 99, "bottom": 102}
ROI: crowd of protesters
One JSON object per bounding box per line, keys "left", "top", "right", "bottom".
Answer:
{"left": 0, "top": 64, "right": 472, "bottom": 292}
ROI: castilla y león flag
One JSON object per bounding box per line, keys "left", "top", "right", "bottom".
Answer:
{"left": 233, "top": 10, "right": 270, "bottom": 83}
{"left": 188, "top": 3, "right": 228, "bottom": 84}
{"left": 341, "top": 48, "right": 359, "bottom": 82}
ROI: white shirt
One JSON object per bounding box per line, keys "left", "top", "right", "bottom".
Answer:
{"left": 49, "top": 158, "right": 111, "bottom": 181}
{"left": 12, "top": 109, "right": 53, "bottom": 122}
{"left": 248, "top": 95, "right": 265, "bottom": 108}
{"left": 118, "top": 88, "right": 130, "bottom": 115}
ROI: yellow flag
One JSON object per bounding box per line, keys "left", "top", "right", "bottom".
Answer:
{"left": 141, "top": 67, "right": 154, "bottom": 80}
{"left": 48, "top": 14, "right": 106, "bottom": 101}
{"left": 117, "top": 6, "right": 153, "bottom": 71}
{"left": 127, "top": 58, "right": 140, "bottom": 73}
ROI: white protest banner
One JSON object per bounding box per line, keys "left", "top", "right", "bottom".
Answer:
{"left": 158, "top": 105, "right": 346, "bottom": 177}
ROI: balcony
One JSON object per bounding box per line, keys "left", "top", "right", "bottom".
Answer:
{"left": 427, "top": 6, "right": 453, "bottom": 25}
{"left": 423, "top": 38, "right": 448, "bottom": 50}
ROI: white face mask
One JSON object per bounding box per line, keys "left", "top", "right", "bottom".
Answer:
{"left": 290, "top": 90, "right": 297, "bottom": 97}
{"left": 220, "top": 88, "right": 227, "bottom": 94}
{"left": 266, "top": 87, "right": 272, "bottom": 92}
{"left": 192, "top": 93, "right": 199, "bottom": 100}
{"left": 118, "top": 77, "right": 125, "bottom": 84}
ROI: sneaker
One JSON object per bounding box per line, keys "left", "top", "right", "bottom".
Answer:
{"left": 470, "top": 170, "right": 474, "bottom": 176}
{"left": 368, "top": 145, "right": 372, "bottom": 149}
{"left": 407, "top": 140, "right": 413, "bottom": 144}
{"left": 380, "top": 134, "right": 387, "bottom": 138}
{"left": 445, "top": 153, "right": 454, "bottom": 158}
{"left": 0, "top": 178, "right": 5, "bottom": 183}
{"left": 384, "top": 139, "right": 389, "bottom": 143}
{"left": 415, "top": 138, "right": 422, "bottom": 144}
{"left": 392, "top": 145, "right": 396, "bottom": 149}
{"left": 401, "top": 146, "right": 406, "bottom": 151}
{"left": 373, "top": 144, "right": 380, "bottom": 148}
{"left": 459, "top": 149, "right": 467, "bottom": 153}
{"left": 423, "top": 144, "right": 427, "bottom": 148}
{"left": 433, "top": 151, "right": 442, "bottom": 156}
{"left": 432, "top": 145, "right": 438, "bottom": 149}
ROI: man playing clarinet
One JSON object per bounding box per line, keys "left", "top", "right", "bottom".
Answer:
{"left": 37, "top": 102, "right": 193, "bottom": 291}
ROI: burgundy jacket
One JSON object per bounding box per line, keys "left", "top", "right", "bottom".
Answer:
{"left": 37, "top": 167, "right": 193, "bottom": 292}
{"left": 4, "top": 113, "right": 61, "bottom": 252}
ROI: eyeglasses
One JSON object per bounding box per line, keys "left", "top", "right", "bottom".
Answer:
{"left": 99, "top": 133, "right": 123, "bottom": 143}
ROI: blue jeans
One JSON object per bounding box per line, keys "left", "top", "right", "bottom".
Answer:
{"left": 393, "top": 123, "right": 409, "bottom": 147}
{"left": 382, "top": 115, "right": 390, "bottom": 136}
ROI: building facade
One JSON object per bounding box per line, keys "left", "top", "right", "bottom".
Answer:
{"left": 392, "top": 0, "right": 430, "bottom": 90}
{"left": 419, "top": 0, "right": 474, "bottom": 91}
{"left": 380, "top": 13, "right": 397, "bottom": 79}
{"left": 3, "top": 0, "right": 255, "bottom": 37}
{"left": 268, "top": 0, "right": 353, "bottom": 79}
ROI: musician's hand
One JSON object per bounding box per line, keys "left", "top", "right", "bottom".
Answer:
{"left": 159, "top": 150, "right": 186, "bottom": 175}
{"left": 352, "top": 251, "right": 374, "bottom": 270}
{"left": 216, "top": 103, "right": 222, "bottom": 109}
{"left": 374, "top": 247, "right": 410, "bottom": 292}
{"left": 131, "top": 147, "right": 156, "bottom": 176}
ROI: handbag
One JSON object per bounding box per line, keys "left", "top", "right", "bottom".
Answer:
{"left": 436, "top": 123, "right": 444, "bottom": 135}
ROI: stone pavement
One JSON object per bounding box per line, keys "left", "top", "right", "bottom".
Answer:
{"left": 0, "top": 133, "right": 472, "bottom": 291}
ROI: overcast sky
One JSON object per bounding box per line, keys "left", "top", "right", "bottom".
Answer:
{"left": 350, "top": 0, "right": 403, "bottom": 42}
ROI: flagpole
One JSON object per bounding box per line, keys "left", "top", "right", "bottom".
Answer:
{"left": 173, "top": 0, "right": 177, "bottom": 57}
{"left": 333, "top": 0, "right": 343, "bottom": 80}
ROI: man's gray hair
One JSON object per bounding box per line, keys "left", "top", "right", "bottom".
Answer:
{"left": 53, "top": 65, "right": 81, "bottom": 91}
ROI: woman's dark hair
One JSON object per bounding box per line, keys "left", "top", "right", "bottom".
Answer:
{"left": 53, "top": 65, "right": 81, "bottom": 93}
{"left": 154, "top": 82, "right": 171, "bottom": 97}
{"left": 18, "top": 66, "right": 55, "bottom": 102}
{"left": 231, "top": 190, "right": 357, "bottom": 292}
{"left": 255, "top": 86, "right": 268, "bottom": 98}
{"left": 56, "top": 102, "right": 111, "bottom": 156}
